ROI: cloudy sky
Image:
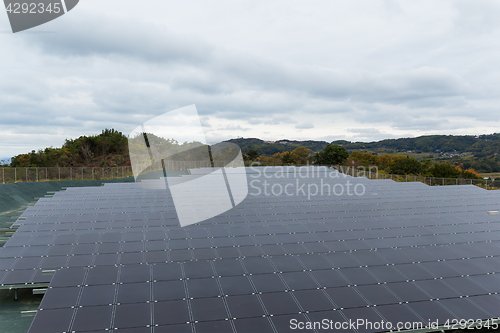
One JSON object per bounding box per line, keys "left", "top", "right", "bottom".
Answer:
{"left": 1, "top": 0, "right": 500, "bottom": 159}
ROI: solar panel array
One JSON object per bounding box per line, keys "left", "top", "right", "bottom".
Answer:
{"left": 0, "top": 167, "right": 499, "bottom": 333}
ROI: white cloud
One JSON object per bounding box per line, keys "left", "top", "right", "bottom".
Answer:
{"left": 1, "top": 0, "right": 500, "bottom": 157}
{"left": 295, "top": 123, "right": 314, "bottom": 130}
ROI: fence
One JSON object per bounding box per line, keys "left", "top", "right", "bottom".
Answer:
{"left": 1, "top": 167, "right": 133, "bottom": 184}
{"left": 336, "top": 165, "right": 500, "bottom": 190}
{"left": 3, "top": 164, "right": 498, "bottom": 189}
{"left": 1, "top": 161, "right": 243, "bottom": 184}
{"left": 133, "top": 159, "right": 241, "bottom": 175}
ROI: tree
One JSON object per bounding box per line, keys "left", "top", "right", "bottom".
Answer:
{"left": 429, "top": 163, "right": 460, "bottom": 178}
{"left": 348, "top": 151, "right": 380, "bottom": 167}
{"left": 11, "top": 128, "right": 130, "bottom": 168}
{"left": 290, "top": 147, "right": 311, "bottom": 165}
{"left": 391, "top": 156, "right": 422, "bottom": 175}
{"left": 460, "top": 168, "right": 481, "bottom": 179}
{"left": 313, "top": 144, "right": 349, "bottom": 165}
{"left": 79, "top": 140, "right": 94, "bottom": 163}
{"left": 246, "top": 149, "right": 259, "bottom": 161}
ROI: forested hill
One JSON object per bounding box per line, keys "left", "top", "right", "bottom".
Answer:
{"left": 227, "top": 135, "right": 500, "bottom": 172}
{"left": 10, "top": 129, "right": 131, "bottom": 168}
{"left": 226, "top": 138, "right": 329, "bottom": 156}
{"left": 228, "top": 134, "right": 500, "bottom": 157}
{"left": 333, "top": 133, "right": 500, "bottom": 156}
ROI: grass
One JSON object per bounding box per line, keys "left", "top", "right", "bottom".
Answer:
{"left": 0, "top": 289, "right": 43, "bottom": 333}
{"left": 480, "top": 172, "right": 500, "bottom": 179}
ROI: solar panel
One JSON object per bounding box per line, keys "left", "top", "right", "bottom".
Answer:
{"left": 0, "top": 166, "right": 499, "bottom": 332}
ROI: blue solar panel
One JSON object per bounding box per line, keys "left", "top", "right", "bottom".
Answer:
{"left": 0, "top": 167, "right": 499, "bottom": 332}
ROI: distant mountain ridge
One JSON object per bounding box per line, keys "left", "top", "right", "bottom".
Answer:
{"left": 339, "top": 133, "right": 500, "bottom": 158}
{"left": 225, "top": 138, "right": 329, "bottom": 156}
{"left": 227, "top": 133, "right": 500, "bottom": 157}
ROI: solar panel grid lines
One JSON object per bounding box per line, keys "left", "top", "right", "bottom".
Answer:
{"left": 1, "top": 168, "right": 499, "bottom": 332}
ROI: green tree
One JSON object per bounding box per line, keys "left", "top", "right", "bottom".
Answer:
{"left": 11, "top": 128, "right": 129, "bottom": 167}
{"left": 313, "top": 144, "right": 349, "bottom": 165}
{"left": 429, "top": 163, "right": 459, "bottom": 178}
{"left": 391, "top": 156, "right": 422, "bottom": 175}
{"left": 246, "top": 149, "right": 259, "bottom": 161}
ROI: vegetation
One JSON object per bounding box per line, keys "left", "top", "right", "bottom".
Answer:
{"left": 347, "top": 151, "right": 481, "bottom": 179}
{"left": 10, "top": 129, "right": 212, "bottom": 168}
{"left": 257, "top": 147, "right": 312, "bottom": 166}
{"left": 230, "top": 134, "right": 500, "bottom": 173}
{"left": 230, "top": 134, "right": 500, "bottom": 157}
{"left": 391, "top": 156, "right": 422, "bottom": 175}
{"left": 4, "top": 130, "right": 490, "bottom": 179}
{"left": 249, "top": 144, "right": 480, "bottom": 179}
{"left": 11, "top": 129, "right": 130, "bottom": 168}
{"left": 227, "top": 138, "right": 328, "bottom": 156}
{"left": 312, "top": 144, "right": 349, "bottom": 165}
{"left": 243, "top": 149, "right": 259, "bottom": 162}
{"left": 128, "top": 132, "right": 209, "bottom": 163}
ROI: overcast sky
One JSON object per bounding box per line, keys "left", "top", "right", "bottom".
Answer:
{"left": 2, "top": 0, "right": 500, "bottom": 159}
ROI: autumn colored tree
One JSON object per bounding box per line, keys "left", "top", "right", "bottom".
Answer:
{"left": 289, "top": 147, "right": 311, "bottom": 165}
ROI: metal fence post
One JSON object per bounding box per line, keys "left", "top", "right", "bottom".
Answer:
{"left": 36, "top": 168, "right": 38, "bottom": 182}
{"left": 59, "top": 168, "right": 61, "bottom": 181}
{"left": 15, "top": 168, "right": 17, "bottom": 183}
{"left": 26, "top": 168, "right": 28, "bottom": 182}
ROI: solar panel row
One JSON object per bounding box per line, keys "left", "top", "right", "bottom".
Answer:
{"left": 0, "top": 167, "right": 498, "bottom": 333}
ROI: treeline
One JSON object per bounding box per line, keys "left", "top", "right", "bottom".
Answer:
{"left": 11, "top": 129, "right": 130, "bottom": 167}
{"left": 245, "top": 145, "right": 482, "bottom": 179}
{"left": 4, "top": 130, "right": 494, "bottom": 176}
{"left": 348, "top": 152, "right": 481, "bottom": 179}
{"left": 230, "top": 134, "right": 500, "bottom": 156}
{"left": 9, "top": 129, "right": 214, "bottom": 168}
{"left": 227, "top": 138, "right": 328, "bottom": 156}
{"left": 335, "top": 133, "right": 500, "bottom": 154}
{"left": 230, "top": 135, "right": 500, "bottom": 172}
{"left": 128, "top": 133, "right": 210, "bottom": 163}
{"left": 246, "top": 147, "right": 312, "bottom": 166}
